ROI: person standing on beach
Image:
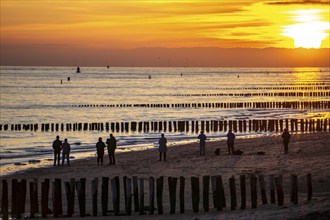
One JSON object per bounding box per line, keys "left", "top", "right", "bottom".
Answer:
{"left": 106, "top": 133, "right": 117, "bottom": 165}
{"left": 226, "top": 130, "right": 235, "bottom": 155}
{"left": 61, "top": 138, "right": 71, "bottom": 166}
{"left": 158, "top": 133, "right": 167, "bottom": 161}
{"left": 197, "top": 131, "right": 207, "bottom": 155}
{"left": 52, "top": 135, "right": 62, "bottom": 166}
{"left": 96, "top": 137, "right": 106, "bottom": 165}
{"left": 281, "top": 128, "right": 291, "bottom": 154}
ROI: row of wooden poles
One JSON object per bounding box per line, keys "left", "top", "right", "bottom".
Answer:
{"left": 1, "top": 173, "right": 313, "bottom": 219}
{"left": 1, "top": 118, "right": 329, "bottom": 133}
{"left": 72, "top": 101, "right": 330, "bottom": 109}
{"left": 174, "top": 91, "right": 330, "bottom": 97}
{"left": 180, "top": 85, "right": 330, "bottom": 90}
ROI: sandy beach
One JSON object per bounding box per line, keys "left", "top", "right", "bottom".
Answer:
{"left": 1, "top": 132, "right": 330, "bottom": 219}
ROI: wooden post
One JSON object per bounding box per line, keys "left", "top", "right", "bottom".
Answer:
{"left": 218, "top": 176, "right": 226, "bottom": 208}
{"left": 191, "top": 177, "right": 200, "bottom": 213}
{"left": 111, "top": 177, "right": 120, "bottom": 216}
{"left": 91, "top": 178, "right": 98, "bottom": 216}
{"left": 269, "top": 175, "right": 275, "bottom": 204}
{"left": 203, "top": 176, "right": 210, "bottom": 212}
{"left": 15, "top": 180, "right": 25, "bottom": 219}
{"left": 148, "top": 177, "right": 154, "bottom": 215}
{"left": 76, "top": 178, "right": 86, "bottom": 217}
{"left": 29, "top": 179, "right": 39, "bottom": 218}
{"left": 240, "top": 175, "right": 246, "bottom": 209}
{"left": 259, "top": 175, "right": 267, "bottom": 204}
{"left": 179, "top": 176, "right": 185, "bottom": 214}
{"left": 250, "top": 175, "right": 257, "bottom": 208}
{"left": 274, "top": 176, "right": 284, "bottom": 206}
{"left": 126, "top": 178, "right": 132, "bottom": 215}
{"left": 133, "top": 176, "right": 139, "bottom": 212}
{"left": 168, "top": 177, "right": 178, "bottom": 214}
{"left": 41, "top": 179, "right": 50, "bottom": 218}
{"left": 307, "top": 173, "right": 312, "bottom": 201}
{"left": 1, "top": 180, "right": 8, "bottom": 220}
{"left": 290, "top": 174, "right": 298, "bottom": 204}
{"left": 101, "top": 177, "right": 109, "bottom": 216}
{"left": 156, "top": 176, "right": 164, "bottom": 215}
{"left": 213, "top": 175, "right": 223, "bottom": 211}
{"left": 211, "top": 176, "right": 216, "bottom": 209}
{"left": 64, "top": 178, "right": 75, "bottom": 217}
{"left": 229, "top": 176, "right": 237, "bottom": 210}
{"left": 52, "top": 179, "right": 63, "bottom": 217}
{"left": 139, "top": 178, "right": 144, "bottom": 215}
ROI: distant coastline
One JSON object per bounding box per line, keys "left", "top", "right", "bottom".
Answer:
{"left": 1, "top": 47, "right": 329, "bottom": 67}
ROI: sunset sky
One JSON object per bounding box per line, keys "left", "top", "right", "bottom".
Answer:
{"left": 1, "top": 0, "right": 329, "bottom": 66}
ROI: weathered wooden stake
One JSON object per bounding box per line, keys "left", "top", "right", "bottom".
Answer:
{"left": 139, "top": 178, "right": 145, "bottom": 215}
{"left": 111, "top": 177, "right": 120, "bottom": 216}
{"left": 250, "top": 175, "right": 258, "bottom": 209}
{"left": 203, "top": 175, "right": 210, "bottom": 212}
{"left": 274, "top": 176, "right": 284, "bottom": 206}
{"left": 76, "top": 178, "right": 86, "bottom": 217}
{"left": 91, "top": 178, "right": 98, "bottom": 216}
{"left": 168, "top": 177, "right": 178, "bottom": 214}
{"left": 133, "top": 176, "right": 139, "bottom": 212}
{"left": 29, "top": 179, "right": 39, "bottom": 218}
{"left": 101, "top": 177, "right": 109, "bottom": 216}
{"left": 240, "top": 175, "right": 246, "bottom": 209}
{"left": 191, "top": 177, "right": 200, "bottom": 213}
{"left": 259, "top": 175, "right": 267, "bottom": 204}
{"left": 156, "top": 176, "right": 164, "bottom": 215}
{"left": 41, "top": 179, "right": 50, "bottom": 218}
{"left": 1, "top": 180, "right": 8, "bottom": 220}
{"left": 179, "top": 176, "right": 185, "bottom": 214}
{"left": 148, "top": 177, "right": 154, "bottom": 215}
{"left": 126, "top": 178, "right": 132, "bottom": 215}
{"left": 229, "top": 176, "right": 237, "bottom": 210}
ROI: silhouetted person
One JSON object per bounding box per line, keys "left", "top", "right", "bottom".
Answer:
{"left": 61, "top": 138, "right": 71, "bottom": 166}
{"left": 197, "top": 131, "right": 207, "bottom": 155}
{"left": 106, "top": 133, "right": 117, "bottom": 165}
{"left": 76, "top": 66, "right": 80, "bottom": 73}
{"left": 96, "top": 137, "right": 106, "bottom": 165}
{"left": 52, "top": 135, "right": 62, "bottom": 166}
{"left": 158, "top": 133, "right": 167, "bottom": 161}
{"left": 282, "top": 128, "right": 291, "bottom": 154}
{"left": 226, "top": 130, "right": 235, "bottom": 155}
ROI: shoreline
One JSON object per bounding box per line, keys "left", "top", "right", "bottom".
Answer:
{"left": 1, "top": 132, "right": 329, "bottom": 219}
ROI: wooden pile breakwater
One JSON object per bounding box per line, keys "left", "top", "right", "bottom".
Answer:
{"left": 1, "top": 118, "right": 329, "bottom": 133}
{"left": 0, "top": 173, "right": 313, "bottom": 219}
{"left": 71, "top": 100, "right": 330, "bottom": 109}
{"left": 174, "top": 91, "right": 330, "bottom": 97}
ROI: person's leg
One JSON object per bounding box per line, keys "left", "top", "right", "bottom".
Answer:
{"left": 164, "top": 152, "right": 166, "bottom": 161}
{"left": 97, "top": 154, "right": 100, "bottom": 165}
{"left": 159, "top": 152, "right": 162, "bottom": 161}
{"left": 284, "top": 142, "right": 288, "bottom": 154}
{"left": 202, "top": 144, "right": 205, "bottom": 155}
{"left": 54, "top": 152, "right": 57, "bottom": 166}
{"left": 109, "top": 152, "right": 113, "bottom": 164}
{"left": 57, "top": 152, "right": 61, "bottom": 165}
{"left": 112, "top": 151, "right": 116, "bottom": 164}
{"left": 108, "top": 150, "right": 112, "bottom": 164}
{"left": 200, "top": 144, "right": 202, "bottom": 155}
{"left": 67, "top": 153, "right": 70, "bottom": 166}
{"left": 101, "top": 154, "right": 103, "bottom": 165}
{"left": 227, "top": 143, "right": 231, "bottom": 155}
{"left": 62, "top": 153, "right": 65, "bottom": 166}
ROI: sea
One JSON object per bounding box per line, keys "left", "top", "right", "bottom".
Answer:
{"left": 0, "top": 66, "right": 329, "bottom": 175}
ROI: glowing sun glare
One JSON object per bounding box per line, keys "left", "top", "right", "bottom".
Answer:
{"left": 282, "top": 10, "right": 329, "bottom": 48}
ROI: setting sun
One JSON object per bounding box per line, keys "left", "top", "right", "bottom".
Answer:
{"left": 282, "top": 10, "right": 329, "bottom": 48}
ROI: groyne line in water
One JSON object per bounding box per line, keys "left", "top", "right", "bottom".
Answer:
{"left": 173, "top": 91, "right": 330, "bottom": 97}
{"left": 1, "top": 118, "right": 329, "bottom": 133}
{"left": 72, "top": 101, "right": 330, "bottom": 109}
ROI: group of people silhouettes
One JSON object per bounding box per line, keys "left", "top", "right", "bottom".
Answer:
{"left": 52, "top": 135, "right": 71, "bottom": 166}
{"left": 52, "top": 129, "right": 291, "bottom": 166}
{"left": 96, "top": 134, "right": 117, "bottom": 165}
